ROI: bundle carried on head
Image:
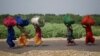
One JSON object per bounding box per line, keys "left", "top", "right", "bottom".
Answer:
{"left": 81, "top": 15, "right": 95, "bottom": 25}
{"left": 15, "top": 16, "right": 29, "bottom": 27}
{"left": 31, "top": 16, "right": 45, "bottom": 27}
{"left": 3, "top": 16, "right": 16, "bottom": 27}
{"left": 64, "top": 15, "right": 75, "bottom": 26}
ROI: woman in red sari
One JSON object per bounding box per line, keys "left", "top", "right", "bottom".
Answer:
{"left": 82, "top": 15, "right": 95, "bottom": 45}
{"left": 82, "top": 25, "right": 95, "bottom": 44}
{"left": 34, "top": 24, "right": 43, "bottom": 46}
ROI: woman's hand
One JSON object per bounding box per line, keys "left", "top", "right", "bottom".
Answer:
{"left": 82, "top": 25, "right": 86, "bottom": 28}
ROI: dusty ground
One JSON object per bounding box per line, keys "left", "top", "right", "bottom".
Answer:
{"left": 0, "top": 37, "right": 100, "bottom": 56}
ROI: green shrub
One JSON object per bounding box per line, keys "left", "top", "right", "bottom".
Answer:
{"left": 0, "top": 23, "right": 100, "bottom": 39}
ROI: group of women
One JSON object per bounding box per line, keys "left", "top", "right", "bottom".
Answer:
{"left": 64, "top": 15, "right": 95, "bottom": 45}
{"left": 3, "top": 15, "right": 95, "bottom": 48}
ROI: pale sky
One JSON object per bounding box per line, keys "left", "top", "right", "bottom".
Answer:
{"left": 0, "top": 0, "right": 100, "bottom": 15}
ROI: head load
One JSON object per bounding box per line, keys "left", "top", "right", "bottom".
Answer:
{"left": 31, "top": 16, "right": 45, "bottom": 27}
{"left": 3, "top": 16, "right": 16, "bottom": 27}
{"left": 64, "top": 15, "right": 75, "bottom": 26}
{"left": 15, "top": 16, "right": 29, "bottom": 27}
{"left": 81, "top": 15, "right": 95, "bottom": 25}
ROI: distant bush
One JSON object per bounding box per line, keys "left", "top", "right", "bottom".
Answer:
{"left": 0, "top": 23, "right": 100, "bottom": 39}
{"left": 92, "top": 15, "right": 100, "bottom": 26}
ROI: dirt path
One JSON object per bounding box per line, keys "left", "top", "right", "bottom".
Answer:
{"left": 0, "top": 37, "right": 100, "bottom": 56}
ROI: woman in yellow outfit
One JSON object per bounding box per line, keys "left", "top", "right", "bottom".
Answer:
{"left": 17, "top": 24, "right": 29, "bottom": 47}
{"left": 31, "top": 16, "right": 45, "bottom": 46}
{"left": 34, "top": 25, "right": 43, "bottom": 46}
{"left": 15, "top": 16, "right": 29, "bottom": 47}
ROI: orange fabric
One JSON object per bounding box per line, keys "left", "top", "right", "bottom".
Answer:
{"left": 34, "top": 33, "right": 42, "bottom": 46}
{"left": 18, "top": 34, "right": 28, "bottom": 46}
{"left": 34, "top": 26, "right": 42, "bottom": 46}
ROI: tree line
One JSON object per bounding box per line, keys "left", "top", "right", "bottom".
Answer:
{"left": 0, "top": 14, "right": 100, "bottom": 25}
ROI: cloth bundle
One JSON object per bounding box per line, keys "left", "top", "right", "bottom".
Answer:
{"left": 64, "top": 15, "right": 75, "bottom": 25}
{"left": 81, "top": 15, "right": 95, "bottom": 25}
{"left": 15, "top": 16, "right": 29, "bottom": 27}
{"left": 31, "top": 16, "right": 45, "bottom": 27}
{"left": 3, "top": 16, "right": 16, "bottom": 27}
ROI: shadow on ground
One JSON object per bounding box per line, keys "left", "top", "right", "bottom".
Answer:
{"left": 0, "top": 39, "right": 100, "bottom": 54}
